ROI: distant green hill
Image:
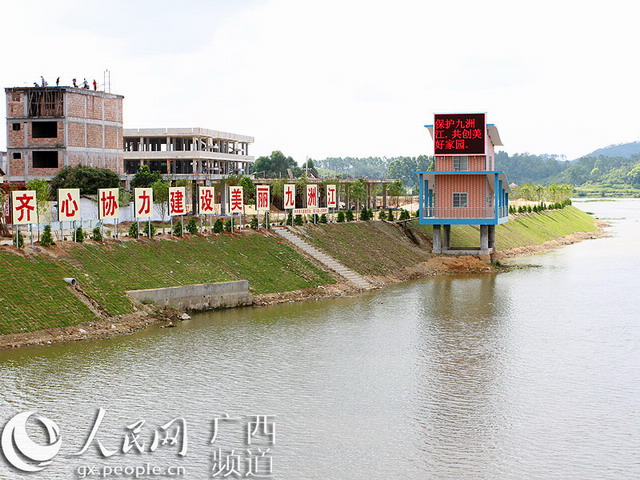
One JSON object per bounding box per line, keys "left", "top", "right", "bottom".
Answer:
{"left": 584, "top": 141, "right": 640, "bottom": 158}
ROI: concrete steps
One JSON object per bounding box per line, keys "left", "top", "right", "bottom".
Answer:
{"left": 273, "top": 227, "right": 372, "bottom": 290}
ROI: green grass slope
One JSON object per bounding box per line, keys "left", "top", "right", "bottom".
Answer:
{"left": 0, "top": 233, "right": 334, "bottom": 334}
{"left": 410, "top": 206, "right": 597, "bottom": 249}
{"left": 303, "top": 221, "right": 431, "bottom": 276}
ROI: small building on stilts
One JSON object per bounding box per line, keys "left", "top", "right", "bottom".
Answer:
{"left": 415, "top": 113, "right": 511, "bottom": 255}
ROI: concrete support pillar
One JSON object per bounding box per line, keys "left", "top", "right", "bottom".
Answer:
{"left": 382, "top": 184, "right": 388, "bottom": 209}
{"left": 433, "top": 225, "right": 442, "bottom": 254}
{"left": 480, "top": 225, "right": 489, "bottom": 253}
{"left": 443, "top": 224, "right": 451, "bottom": 250}
{"left": 488, "top": 225, "right": 496, "bottom": 250}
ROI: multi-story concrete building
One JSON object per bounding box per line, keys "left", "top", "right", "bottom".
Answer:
{"left": 416, "top": 113, "right": 511, "bottom": 254}
{"left": 123, "top": 128, "right": 254, "bottom": 178}
{"left": 4, "top": 86, "right": 124, "bottom": 183}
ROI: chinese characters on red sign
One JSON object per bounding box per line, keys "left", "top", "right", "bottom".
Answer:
{"left": 326, "top": 184, "right": 337, "bottom": 208}
{"left": 433, "top": 113, "right": 486, "bottom": 155}
{"left": 229, "top": 186, "right": 243, "bottom": 213}
{"left": 58, "top": 189, "right": 81, "bottom": 221}
{"left": 306, "top": 185, "right": 318, "bottom": 208}
{"left": 11, "top": 190, "right": 36, "bottom": 225}
{"left": 283, "top": 184, "right": 295, "bottom": 210}
{"left": 198, "top": 187, "right": 215, "bottom": 214}
{"left": 134, "top": 188, "right": 153, "bottom": 218}
{"left": 98, "top": 188, "right": 119, "bottom": 220}
{"left": 169, "top": 187, "right": 187, "bottom": 216}
{"left": 256, "top": 186, "right": 270, "bottom": 212}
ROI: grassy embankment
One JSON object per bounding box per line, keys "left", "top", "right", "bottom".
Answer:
{"left": 303, "top": 206, "right": 598, "bottom": 276}
{"left": 0, "top": 206, "right": 598, "bottom": 336}
{"left": 0, "top": 233, "right": 333, "bottom": 335}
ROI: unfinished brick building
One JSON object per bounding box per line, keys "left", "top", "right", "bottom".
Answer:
{"left": 4, "top": 86, "right": 124, "bottom": 183}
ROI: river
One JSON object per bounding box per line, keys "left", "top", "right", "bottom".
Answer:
{"left": 0, "top": 199, "right": 638, "bottom": 479}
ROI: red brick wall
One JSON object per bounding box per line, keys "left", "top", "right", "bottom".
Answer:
{"left": 105, "top": 125, "right": 121, "bottom": 149}
{"left": 104, "top": 97, "right": 122, "bottom": 122}
{"left": 67, "top": 122, "right": 85, "bottom": 147}
{"left": 6, "top": 92, "right": 24, "bottom": 117}
{"left": 9, "top": 156, "right": 25, "bottom": 177}
{"left": 85, "top": 96, "right": 103, "bottom": 121}
{"left": 66, "top": 92, "right": 86, "bottom": 117}
{"left": 435, "top": 155, "right": 487, "bottom": 171}
{"left": 87, "top": 124, "right": 103, "bottom": 148}
{"left": 8, "top": 125, "right": 24, "bottom": 147}
{"left": 436, "top": 174, "right": 489, "bottom": 217}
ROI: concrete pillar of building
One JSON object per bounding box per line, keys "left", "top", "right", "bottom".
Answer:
{"left": 433, "top": 225, "right": 442, "bottom": 254}
{"left": 382, "top": 184, "right": 388, "bottom": 209}
{"left": 480, "top": 225, "right": 489, "bottom": 253}
{"left": 443, "top": 224, "right": 451, "bottom": 250}
{"left": 488, "top": 225, "right": 496, "bottom": 251}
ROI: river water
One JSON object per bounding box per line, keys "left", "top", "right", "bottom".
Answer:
{"left": 0, "top": 200, "right": 639, "bottom": 479}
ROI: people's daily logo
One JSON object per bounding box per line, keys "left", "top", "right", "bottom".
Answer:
{"left": 1, "top": 412, "right": 62, "bottom": 472}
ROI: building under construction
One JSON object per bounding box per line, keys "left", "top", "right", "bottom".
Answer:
{"left": 4, "top": 86, "right": 124, "bottom": 183}
{"left": 123, "top": 127, "right": 254, "bottom": 178}
{"left": 4, "top": 86, "right": 255, "bottom": 184}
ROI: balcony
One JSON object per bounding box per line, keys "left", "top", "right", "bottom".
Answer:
{"left": 423, "top": 206, "right": 497, "bottom": 219}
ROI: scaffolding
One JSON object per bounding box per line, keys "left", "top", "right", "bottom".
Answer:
{"left": 28, "top": 89, "right": 63, "bottom": 117}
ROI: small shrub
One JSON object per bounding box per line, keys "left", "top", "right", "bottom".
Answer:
{"left": 387, "top": 209, "right": 394, "bottom": 221}
{"left": 40, "top": 225, "right": 54, "bottom": 247}
{"left": 399, "top": 209, "right": 410, "bottom": 220}
{"left": 319, "top": 213, "right": 327, "bottom": 223}
{"left": 186, "top": 218, "right": 198, "bottom": 234}
{"left": 13, "top": 231, "right": 24, "bottom": 248}
{"left": 128, "top": 222, "right": 139, "bottom": 238}
{"left": 173, "top": 221, "right": 183, "bottom": 236}
{"left": 224, "top": 219, "right": 232, "bottom": 232}
{"left": 346, "top": 209, "right": 354, "bottom": 222}
{"left": 360, "top": 208, "right": 368, "bottom": 221}
{"left": 143, "top": 222, "right": 155, "bottom": 237}
{"left": 378, "top": 210, "right": 387, "bottom": 220}
{"left": 213, "top": 218, "right": 224, "bottom": 233}
{"left": 287, "top": 211, "right": 293, "bottom": 225}
{"left": 294, "top": 214, "right": 303, "bottom": 226}
{"left": 527, "top": 205, "right": 533, "bottom": 213}
{"left": 250, "top": 215, "right": 259, "bottom": 230}
{"left": 264, "top": 213, "right": 271, "bottom": 229}
{"left": 91, "top": 227, "right": 103, "bottom": 242}
{"left": 337, "top": 211, "right": 345, "bottom": 223}
{"left": 74, "top": 227, "right": 85, "bottom": 243}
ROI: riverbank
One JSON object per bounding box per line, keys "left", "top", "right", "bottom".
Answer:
{"left": 0, "top": 206, "right": 603, "bottom": 349}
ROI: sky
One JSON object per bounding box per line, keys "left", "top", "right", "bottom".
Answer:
{"left": 1, "top": 0, "right": 639, "bottom": 162}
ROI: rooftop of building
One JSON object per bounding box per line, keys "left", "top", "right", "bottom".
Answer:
{"left": 5, "top": 85, "right": 124, "bottom": 99}
{"left": 124, "top": 127, "right": 254, "bottom": 143}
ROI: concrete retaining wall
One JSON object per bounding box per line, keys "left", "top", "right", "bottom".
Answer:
{"left": 127, "top": 280, "right": 252, "bottom": 311}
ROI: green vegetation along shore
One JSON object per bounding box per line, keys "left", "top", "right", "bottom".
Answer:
{"left": 0, "top": 206, "right": 599, "bottom": 343}
{"left": 302, "top": 206, "right": 599, "bottom": 276}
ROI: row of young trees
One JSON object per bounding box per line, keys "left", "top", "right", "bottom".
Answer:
{"left": 508, "top": 198, "right": 572, "bottom": 215}
{"left": 513, "top": 183, "right": 574, "bottom": 203}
